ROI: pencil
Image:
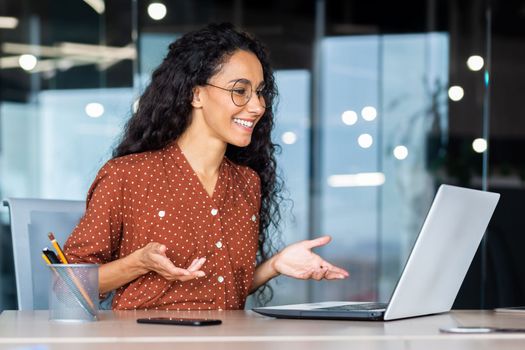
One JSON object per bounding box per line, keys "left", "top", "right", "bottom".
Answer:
{"left": 41, "top": 253, "right": 52, "bottom": 265}
{"left": 48, "top": 232, "right": 69, "bottom": 264}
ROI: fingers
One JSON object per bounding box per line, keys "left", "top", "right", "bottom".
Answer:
{"left": 167, "top": 257, "right": 206, "bottom": 280}
{"left": 187, "top": 257, "right": 206, "bottom": 272}
{"left": 319, "top": 260, "right": 349, "bottom": 279}
{"left": 298, "top": 259, "right": 349, "bottom": 281}
{"left": 305, "top": 235, "right": 332, "bottom": 249}
{"left": 147, "top": 249, "right": 206, "bottom": 281}
{"left": 185, "top": 257, "right": 206, "bottom": 279}
{"left": 152, "top": 255, "right": 191, "bottom": 278}
{"left": 324, "top": 270, "right": 348, "bottom": 279}
{"left": 311, "top": 265, "right": 328, "bottom": 281}
{"left": 321, "top": 261, "right": 349, "bottom": 276}
{"left": 147, "top": 242, "right": 168, "bottom": 255}
{"left": 330, "top": 266, "right": 349, "bottom": 277}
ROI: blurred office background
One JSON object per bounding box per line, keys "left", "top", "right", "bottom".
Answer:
{"left": 1, "top": 0, "right": 524, "bottom": 310}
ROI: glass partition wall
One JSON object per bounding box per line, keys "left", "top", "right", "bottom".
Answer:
{"left": 1, "top": 0, "right": 524, "bottom": 311}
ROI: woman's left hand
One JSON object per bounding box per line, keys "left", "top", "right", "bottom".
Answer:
{"left": 271, "top": 235, "right": 349, "bottom": 281}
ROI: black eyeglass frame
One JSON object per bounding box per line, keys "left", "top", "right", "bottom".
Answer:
{"left": 205, "top": 79, "right": 269, "bottom": 108}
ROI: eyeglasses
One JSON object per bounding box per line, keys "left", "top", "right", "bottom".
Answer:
{"left": 205, "top": 79, "right": 268, "bottom": 108}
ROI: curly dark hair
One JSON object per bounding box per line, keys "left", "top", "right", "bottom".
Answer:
{"left": 113, "top": 23, "right": 283, "bottom": 305}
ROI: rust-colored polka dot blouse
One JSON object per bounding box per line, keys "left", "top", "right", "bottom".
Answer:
{"left": 64, "top": 142, "right": 261, "bottom": 310}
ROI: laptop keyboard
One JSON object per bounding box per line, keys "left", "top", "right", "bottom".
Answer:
{"left": 318, "top": 302, "right": 388, "bottom": 311}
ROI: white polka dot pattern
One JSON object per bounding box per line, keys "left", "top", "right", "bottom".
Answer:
{"left": 64, "top": 142, "right": 261, "bottom": 311}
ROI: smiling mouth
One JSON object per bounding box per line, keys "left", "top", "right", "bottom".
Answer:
{"left": 233, "top": 118, "right": 255, "bottom": 129}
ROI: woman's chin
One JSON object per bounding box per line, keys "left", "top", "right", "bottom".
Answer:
{"left": 229, "top": 137, "right": 252, "bottom": 148}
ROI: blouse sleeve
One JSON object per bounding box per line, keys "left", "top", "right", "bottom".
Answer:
{"left": 64, "top": 160, "right": 124, "bottom": 264}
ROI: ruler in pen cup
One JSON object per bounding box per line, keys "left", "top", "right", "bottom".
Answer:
{"left": 42, "top": 247, "right": 97, "bottom": 317}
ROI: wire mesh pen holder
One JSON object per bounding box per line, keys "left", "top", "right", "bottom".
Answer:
{"left": 48, "top": 264, "right": 99, "bottom": 322}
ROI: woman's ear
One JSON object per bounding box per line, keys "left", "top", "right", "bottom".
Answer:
{"left": 191, "top": 86, "right": 204, "bottom": 108}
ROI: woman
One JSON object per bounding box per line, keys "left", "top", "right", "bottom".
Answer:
{"left": 64, "top": 23, "right": 348, "bottom": 311}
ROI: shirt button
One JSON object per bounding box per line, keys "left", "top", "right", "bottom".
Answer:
{"left": 211, "top": 208, "right": 218, "bottom": 216}
{"left": 158, "top": 210, "right": 165, "bottom": 218}
{"left": 251, "top": 214, "right": 257, "bottom": 222}
{"left": 218, "top": 276, "right": 224, "bottom": 283}
{"left": 215, "top": 241, "right": 223, "bottom": 249}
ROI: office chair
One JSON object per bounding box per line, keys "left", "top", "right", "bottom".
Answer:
{"left": 3, "top": 198, "right": 85, "bottom": 310}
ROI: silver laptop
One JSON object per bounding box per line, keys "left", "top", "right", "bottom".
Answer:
{"left": 253, "top": 185, "right": 500, "bottom": 321}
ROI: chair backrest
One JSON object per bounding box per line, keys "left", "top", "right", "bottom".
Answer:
{"left": 3, "top": 198, "right": 85, "bottom": 310}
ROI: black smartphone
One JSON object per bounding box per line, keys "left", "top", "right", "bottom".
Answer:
{"left": 137, "top": 317, "right": 222, "bottom": 326}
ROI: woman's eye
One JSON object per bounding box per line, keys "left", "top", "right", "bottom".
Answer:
{"left": 233, "top": 88, "right": 247, "bottom": 96}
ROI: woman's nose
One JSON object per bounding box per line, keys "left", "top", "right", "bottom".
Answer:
{"left": 246, "top": 92, "right": 265, "bottom": 114}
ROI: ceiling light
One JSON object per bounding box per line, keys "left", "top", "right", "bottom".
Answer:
{"left": 0, "top": 16, "right": 18, "bottom": 29}
{"left": 85, "top": 102, "right": 105, "bottom": 118}
{"left": 148, "top": 3, "right": 167, "bottom": 20}
{"left": 83, "top": 0, "right": 105, "bottom": 14}
{"left": 19, "top": 54, "right": 37, "bottom": 71}
{"left": 281, "top": 131, "right": 297, "bottom": 145}
{"left": 467, "top": 55, "right": 484, "bottom": 71}
{"left": 448, "top": 86, "right": 464, "bottom": 101}
{"left": 472, "top": 138, "right": 487, "bottom": 153}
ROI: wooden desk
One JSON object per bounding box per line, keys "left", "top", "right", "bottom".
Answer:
{"left": 1, "top": 310, "right": 525, "bottom": 349}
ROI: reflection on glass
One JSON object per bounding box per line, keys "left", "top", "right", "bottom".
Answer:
{"left": 328, "top": 172, "right": 386, "bottom": 187}
{"left": 318, "top": 32, "right": 448, "bottom": 304}
{"left": 357, "top": 133, "right": 373, "bottom": 148}
{"left": 393, "top": 145, "right": 408, "bottom": 160}
{"left": 361, "top": 106, "right": 377, "bottom": 121}
{"left": 341, "top": 110, "right": 358, "bottom": 125}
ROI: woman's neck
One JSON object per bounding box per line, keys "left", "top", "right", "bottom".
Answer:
{"left": 176, "top": 126, "right": 226, "bottom": 178}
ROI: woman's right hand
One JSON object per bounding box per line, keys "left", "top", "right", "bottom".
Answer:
{"left": 134, "top": 242, "right": 206, "bottom": 282}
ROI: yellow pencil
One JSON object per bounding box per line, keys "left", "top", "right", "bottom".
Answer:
{"left": 41, "top": 253, "right": 52, "bottom": 265}
{"left": 48, "top": 232, "right": 69, "bottom": 264}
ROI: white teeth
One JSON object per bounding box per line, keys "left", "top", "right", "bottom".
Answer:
{"left": 233, "top": 118, "right": 254, "bottom": 128}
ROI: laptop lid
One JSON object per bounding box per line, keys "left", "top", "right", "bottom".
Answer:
{"left": 383, "top": 185, "right": 500, "bottom": 320}
{"left": 253, "top": 185, "right": 500, "bottom": 321}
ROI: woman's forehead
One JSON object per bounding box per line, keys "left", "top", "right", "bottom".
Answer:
{"left": 212, "top": 50, "right": 264, "bottom": 84}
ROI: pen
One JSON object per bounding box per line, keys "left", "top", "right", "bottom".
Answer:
{"left": 47, "top": 232, "right": 69, "bottom": 264}
{"left": 42, "top": 247, "right": 61, "bottom": 264}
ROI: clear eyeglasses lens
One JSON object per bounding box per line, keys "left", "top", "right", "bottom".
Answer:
{"left": 231, "top": 80, "right": 267, "bottom": 108}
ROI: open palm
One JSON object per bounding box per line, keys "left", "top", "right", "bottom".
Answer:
{"left": 272, "top": 236, "right": 349, "bottom": 281}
